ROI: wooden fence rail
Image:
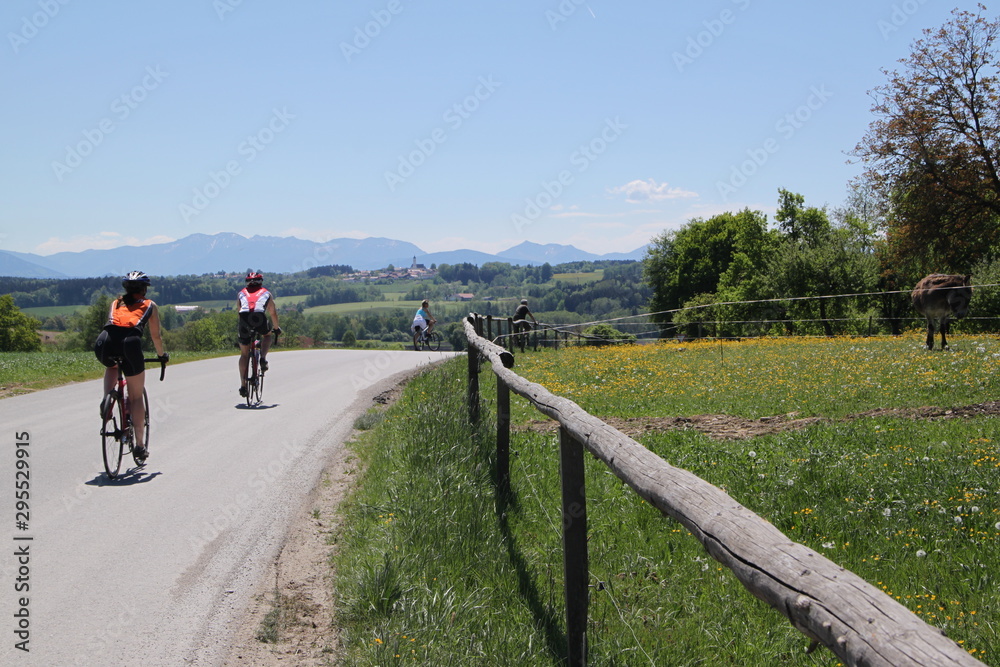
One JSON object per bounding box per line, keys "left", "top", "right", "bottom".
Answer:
{"left": 463, "top": 314, "right": 986, "bottom": 667}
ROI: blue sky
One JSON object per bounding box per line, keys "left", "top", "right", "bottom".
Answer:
{"left": 0, "top": 1, "right": 986, "bottom": 258}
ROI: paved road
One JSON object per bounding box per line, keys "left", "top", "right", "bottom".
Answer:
{"left": 0, "top": 349, "right": 455, "bottom": 666}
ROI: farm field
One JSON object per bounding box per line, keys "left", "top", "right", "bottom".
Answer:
{"left": 22, "top": 304, "right": 88, "bottom": 318}
{"left": 303, "top": 300, "right": 420, "bottom": 316}
{"left": 552, "top": 269, "right": 604, "bottom": 284}
{"left": 332, "top": 335, "right": 999, "bottom": 666}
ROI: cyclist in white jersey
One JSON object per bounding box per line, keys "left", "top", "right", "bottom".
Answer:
{"left": 237, "top": 270, "right": 281, "bottom": 397}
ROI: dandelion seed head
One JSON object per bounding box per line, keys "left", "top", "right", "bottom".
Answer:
{"left": 916, "top": 550, "right": 927, "bottom": 557}
{"left": 883, "top": 508, "right": 892, "bottom": 517}
{"left": 954, "top": 516, "right": 963, "bottom": 524}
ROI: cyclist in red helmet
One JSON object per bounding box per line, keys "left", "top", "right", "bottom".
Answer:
{"left": 237, "top": 270, "right": 281, "bottom": 397}
{"left": 94, "top": 271, "right": 167, "bottom": 460}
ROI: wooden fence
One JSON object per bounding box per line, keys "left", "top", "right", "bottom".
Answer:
{"left": 475, "top": 314, "right": 591, "bottom": 353}
{"left": 463, "top": 313, "right": 986, "bottom": 667}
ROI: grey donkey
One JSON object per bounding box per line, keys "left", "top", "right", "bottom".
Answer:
{"left": 911, "top": 274, "right": 972, "bottom": 350}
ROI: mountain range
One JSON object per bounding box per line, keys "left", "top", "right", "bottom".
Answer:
{"left": 0, "top": 233, "right": 649, "bottom": 279}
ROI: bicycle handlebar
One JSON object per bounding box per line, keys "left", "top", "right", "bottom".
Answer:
{"left": 143, "top": 356, "right": 168, "bottom": 382}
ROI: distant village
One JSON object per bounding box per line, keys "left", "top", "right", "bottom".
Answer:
{"left": 342, "top": 256, "right": 434, "bottom": 282}
{"left": 342, "top": 257, "right": 478, "bottom": 301}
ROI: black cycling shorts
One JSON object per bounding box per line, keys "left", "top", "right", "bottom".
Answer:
{"left": 94, "top": 326, "right": 145, "bottom": 377}
{"left": 238, "top": 311, "right": 272, "bottom": 345}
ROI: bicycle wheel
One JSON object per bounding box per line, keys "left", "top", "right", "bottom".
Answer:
{"left": 101, "top": 392, "right": 124, "bottom": 479}
{"left": 427, "top": 331, "right": 442, "bottom": 351}
{"left": 247, "top": 350, "right": 258, "bottom": 407}
{"left": 132, "top": 388, "right": 150, "bottom": 465}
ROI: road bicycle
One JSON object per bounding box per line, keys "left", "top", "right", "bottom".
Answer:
{"left": 100, "top": 356, "right": 167, "bottom": 479}
{"left": 245, "top": 329, "right": 278, "bottom": 407}
{"left": 414, "top": 327, "right": 442, "bottom": 351}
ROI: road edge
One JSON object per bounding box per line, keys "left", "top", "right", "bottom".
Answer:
{"left": 220, "top": 361, "right": 438, "bottom": 666}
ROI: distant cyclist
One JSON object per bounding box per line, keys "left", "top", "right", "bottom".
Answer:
{"left": 93, "top": 271, "right": 167, "bottom": 461}
{"left": 411, "top": 299, "right": 437, "bottom": 349}
{"left": 512, "top": 298, "right": 537, "bottom": 349}
{"left": 237, "top": 270, "right": 281, "bottom": 398}
{"left": 512, "top": 298, "right": 537, "bottom": 333}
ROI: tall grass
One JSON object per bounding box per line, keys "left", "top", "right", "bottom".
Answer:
{"left": 332, "top": 336, "right": 998, "bottom": 665}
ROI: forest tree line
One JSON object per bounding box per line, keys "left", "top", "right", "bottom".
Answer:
{"left": 0, "top": 259, "right": 652, "bottom": 352}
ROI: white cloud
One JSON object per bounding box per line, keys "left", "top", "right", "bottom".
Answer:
{"left": 36, "top": 233, "right": 175, "bottom": 255}
{"left": 609, "top": 178, "right": 698, "bottom": 203}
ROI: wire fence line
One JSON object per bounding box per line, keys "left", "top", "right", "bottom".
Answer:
{"left": 502, "top": 280, "right": 1000, "bottom": 345}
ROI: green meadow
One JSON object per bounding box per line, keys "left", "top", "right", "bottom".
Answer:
{"left": 329, "top": 335, "right": 999, "bottom": 666}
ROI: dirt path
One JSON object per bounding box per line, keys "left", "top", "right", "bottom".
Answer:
{"left": 222, "top": 384, "right": 405, "bottom": 666}
{"left": 516, "top": 401, "right": 1000, "bottom": 441}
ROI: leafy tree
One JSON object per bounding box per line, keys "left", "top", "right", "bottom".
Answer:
{"left": 64, "top": 293, "right": 112, "bottom": 351}
{"left": 775, "top": 188, "right": 830, "bottom": 244}
{"left": 540, "top": 262, "right": 553, "bottom": 282}
{"left": 854, "top": 6, "right": 1000, "bottom": 269}
{"left": 0, "top": 295, "right": 42, "bottom": 352}
{"left": 763, "top": 193, "right": 879, "bottom": 336}
{"left": 582, "top": 323, "right": 636, "bottom": 345}
{"left": 176, "top": 311, "right": 237, "bottom": 351}
{"left": 644, "top": 208, "right": 778, "bottom": 326}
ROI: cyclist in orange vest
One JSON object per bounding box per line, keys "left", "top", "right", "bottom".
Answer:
{"left": 237, "top": 270, "right": 281, "bottom": 397}
{"left": 94, "top": 271, "right": 167, "bottom": 460}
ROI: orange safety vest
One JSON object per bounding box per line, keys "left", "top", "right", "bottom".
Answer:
{"left": 107, "top": 298, "right": 153, "bottom": 332}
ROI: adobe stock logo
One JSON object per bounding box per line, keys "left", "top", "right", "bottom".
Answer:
{"left": 877, "top": 0, "right": 930, "bottom": 40}
{"left": 178, "top": 108, "right": 295, "bottom": 222}
{"left": 716, "top": 85, "right": 832, "bottom": 201}
{"left": 545, "top": 0, "right": 592, "bottom": 30}
{"left": 51, "top": 66, "right": 169, "bottom": 182}
{"left": 7, "top": 0, "right": 72, "bottom": 55}
{"left": 213, "top": 0, "right": 248, "bottom": 21}
{"left": 511, "top": 117, "right": 627, "bottom": 234}
{"left": 672, "top": 0, "right": 751, "bottom": 73}
{"left": 384, "top": 75, "right": 501, "bottom": 192}
{"left": 340, "top": 0, "right": 405, "bottom": 63}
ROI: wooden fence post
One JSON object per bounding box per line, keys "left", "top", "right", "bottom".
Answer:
{"left": 560, "top": 426, "right": 588, "bottom": 666}
{"left": 466, "top": 315, "right": 480, "bottom": 425}
{"left": 497, "top": 379, "right": 510, "bottom": 497}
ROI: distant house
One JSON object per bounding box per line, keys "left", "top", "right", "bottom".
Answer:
{"left": 450, "top": 293, "right": 475, "bottom": 301}
{"left": 410, "top": 256, "right": 427, "bottom": 271}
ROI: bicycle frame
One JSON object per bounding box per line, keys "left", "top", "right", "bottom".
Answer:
{"left": 101, "top": 356, "right": 166, "bottom": 478}
{"left": 245, "top": 329, "right": 277, "bottom": 407}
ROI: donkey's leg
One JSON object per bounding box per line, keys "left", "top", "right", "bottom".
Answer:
{"left": 940, "top": 318, "right": 950, "bottom": 350}
{"left": 926, "top": 318, "right": 935, "bottom": 349}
